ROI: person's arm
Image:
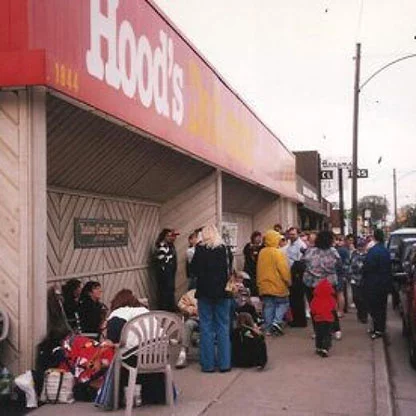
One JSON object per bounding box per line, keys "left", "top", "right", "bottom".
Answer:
{"left": 276, "top": 250, "right": 291, "bottom": 285}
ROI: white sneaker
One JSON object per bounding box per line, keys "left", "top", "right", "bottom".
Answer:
{"left": 175, "top": 351, "right": 187, "bottom": 369}
{"left": 334, "top": 331, "right": 342, "bottom": 340}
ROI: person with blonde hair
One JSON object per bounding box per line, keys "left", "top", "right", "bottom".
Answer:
{"left": 191, "top": 224, "right": 231, "bottom": 372}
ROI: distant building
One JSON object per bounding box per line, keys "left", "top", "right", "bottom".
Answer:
{"left": 294, "top": 151, "right": 332, "bottom": 230}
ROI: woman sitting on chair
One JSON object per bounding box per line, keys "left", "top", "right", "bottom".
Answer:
{"left": 62, "top": 278, "right": 82, "bottom": 330}
{"left": 78, "top": 281, "right": 107, "bottom": 336}
{"left": 106, "top": 289, "right": 149, "bottom": 344}
{"left": 105, "top": 289, "right": 170, "bottom": 406}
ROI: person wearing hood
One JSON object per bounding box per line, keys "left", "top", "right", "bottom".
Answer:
{"left": 310, "top": 278, "right": 337, "bottom": 357}
{"left": 256, "top": 230, "right": 291, "bottom": 335}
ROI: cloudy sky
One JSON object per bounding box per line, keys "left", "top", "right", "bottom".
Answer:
{"left": 154, "top": 0, "right": 416, "bottom": 213}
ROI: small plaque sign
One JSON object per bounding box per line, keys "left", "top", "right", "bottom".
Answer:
{"left": 74, "top": 218, "right": 128, "bottom": 248}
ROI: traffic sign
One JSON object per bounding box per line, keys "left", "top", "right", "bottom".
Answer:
{"left": 320, "top": 170, "right": 334, "bottom": 180}
{"left": 348, "top": 169, "right": 369, "bottom": 179}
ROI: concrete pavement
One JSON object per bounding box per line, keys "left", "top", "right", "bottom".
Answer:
{"left": 385, "top": 306, "right": 416, "bottom": 416}
{"left": 29, "top": 312, "right": 392, "bottom": 416}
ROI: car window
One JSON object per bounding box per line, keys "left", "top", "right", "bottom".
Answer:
{"left": 389, "top": 235, "right": 402, "bottom": 250}
{"left": 404, "top": 246, "right": 413, "bottom": 262}
{"left": 389, "top": 234, "right": 416, "bottom": 250}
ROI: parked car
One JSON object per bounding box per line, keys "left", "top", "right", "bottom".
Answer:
{"left": 398, "top": 242, "right": 416, "bottom": 369}
{"left": 388, "top": 228, "right": 416, "bottom": 261}
{"left": 392, "top": 237, "right": 416, "bottom": 276}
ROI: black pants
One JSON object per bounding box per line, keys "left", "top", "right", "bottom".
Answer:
{"left": 365, "top": 289, "right": 388, "bottom": 333}
{"left": 343, "top": 279, "right": 349, "bottom": 313}
{"left": 351, "top": 284, "right": 368, "bottom": 323}
{"left": 157, "top": 269, "right": 176, "bottom": 312}
{"left": 315, "top": 321, "right": 332, "bottom": 350}
{"left": 289, "top": 263, "right": 307, "bottom": 327}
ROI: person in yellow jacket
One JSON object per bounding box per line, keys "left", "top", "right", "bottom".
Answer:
{"left": 257, "top": 229, "right": 291, "bottom": 335}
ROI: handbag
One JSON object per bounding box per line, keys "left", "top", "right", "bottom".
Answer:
{"left": 225, "top": 274, "right": 237, "bottom": 296}
{"left": 40, "top": 369, "right": 75, "bottom": 404}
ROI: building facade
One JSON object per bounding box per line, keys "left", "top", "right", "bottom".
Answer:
{"left": 0, "top": 0, "right": 299, "bottom": 372}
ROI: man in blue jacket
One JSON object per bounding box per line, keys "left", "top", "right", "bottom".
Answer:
{"left": 362, "top": 229, "right": 392, "bottom": 339}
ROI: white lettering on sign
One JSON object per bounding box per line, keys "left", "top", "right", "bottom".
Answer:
{"left": 302, "top": 185, "right": 318, "bottom": 201}
{"left": 86, "top": 0, "right": 184, "bottom": 125}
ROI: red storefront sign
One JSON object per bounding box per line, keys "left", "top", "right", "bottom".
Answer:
{"left": 0, "top": 0, "right": 297, "bottom": 199}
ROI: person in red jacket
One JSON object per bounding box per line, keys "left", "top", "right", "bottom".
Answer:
{"left": 310, "top": 278, "right": 337, "bottom": 357}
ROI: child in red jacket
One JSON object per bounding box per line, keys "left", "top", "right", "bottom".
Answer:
{"left": 310, "top": 278, "right": 337, "bottom": 357}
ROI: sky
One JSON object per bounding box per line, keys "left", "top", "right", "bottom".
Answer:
{"left": 153, "top": 0, "right": 416, "bottom": 215}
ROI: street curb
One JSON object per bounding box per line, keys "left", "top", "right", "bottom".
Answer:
{"left": 373, "top": 338, "right": 394, "bottom": 416}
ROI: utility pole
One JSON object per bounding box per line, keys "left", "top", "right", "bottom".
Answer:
{"left": 338, "top": 167, "right": 345, "bottom": 235}
{"left": 393, "top": 168, "right": 398, "bottom": 228}
{"left": 352, "top": 43, "right": 361, "bottom": 240}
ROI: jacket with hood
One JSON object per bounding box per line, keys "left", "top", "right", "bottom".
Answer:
{"left": 256, "top": 230, "right": 291, "bottom": 297}
{"left": 310, "top": 279, "right": 337, "bottom": 322}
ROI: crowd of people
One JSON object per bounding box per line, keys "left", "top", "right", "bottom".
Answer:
{"left": 154, "top": 223, "right": 391, "bottom": 365}
{"left": 33, "top": 222, "right": 391, "bottom": 409}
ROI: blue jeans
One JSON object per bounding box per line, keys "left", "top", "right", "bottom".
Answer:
{"left": 262, "top": 296, "right": 289, "bottom": 332}
{"left": 198, "top": 297, "right": 231, "bottom": 371}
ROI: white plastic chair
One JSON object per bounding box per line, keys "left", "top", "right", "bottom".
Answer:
{"left": 113, "top": 311, "right": 183, "bottom": 416}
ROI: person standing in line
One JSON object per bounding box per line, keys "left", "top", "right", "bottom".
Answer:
{"left": 335, "top": 235, "right": 349, "bottom": 316}
{"left": 303, "top": 230, "right": 343, "bottom": 340}
{"left": 345, "top": 233, "right": 356, "bottom": 310}
{"left": 350, "top": 239, "right": 368, "bottom": 323}
{"left": 308, "top": 231, "right": 318, "bottom": 248}
{"left": 154, "top": 228, "right": 179, "bottom": 312}
{"left": 191, "top": 224, "right": 231, "bottom": 373}
{"left": 257, "top": 230, "right": 291, "bottom": 336}
{"left": 243, "top": 231, "right": 262, "bottom": 296}
{"left": 286, "top": 227, "right": 307, "bottom": 267}
{"left": 310, "top": 278, "right": 337, "bottom": 357}
{"left": 186, "top": 231, "right": 200, "bottom": 290}
{"left": 286, "top": 227, "right": 308, "bottom": 328}
{"left": 273, "top": 223, "right": 283, "bottom": 234}
{"left": 362, "top": 229, "right": 392, "bottom": 339}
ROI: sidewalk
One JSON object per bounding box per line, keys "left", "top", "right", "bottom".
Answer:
{"left": 30, "top": 313, "right": 391, "bottom": 416}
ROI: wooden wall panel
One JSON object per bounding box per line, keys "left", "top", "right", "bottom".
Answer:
{"left": 253, "top": 198, "right": 282, "bottom": 235}
{"left": 160, "top": 172, "right": 218, "bottom": 297}
{"left": 0, "top": 91, "right": 21, "bottom": 368}
{"left": 47, "top": 190, "right": 160, "bottom": 306}
{"left": 222, "top": 212, "right": 253, "bottom": 270}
